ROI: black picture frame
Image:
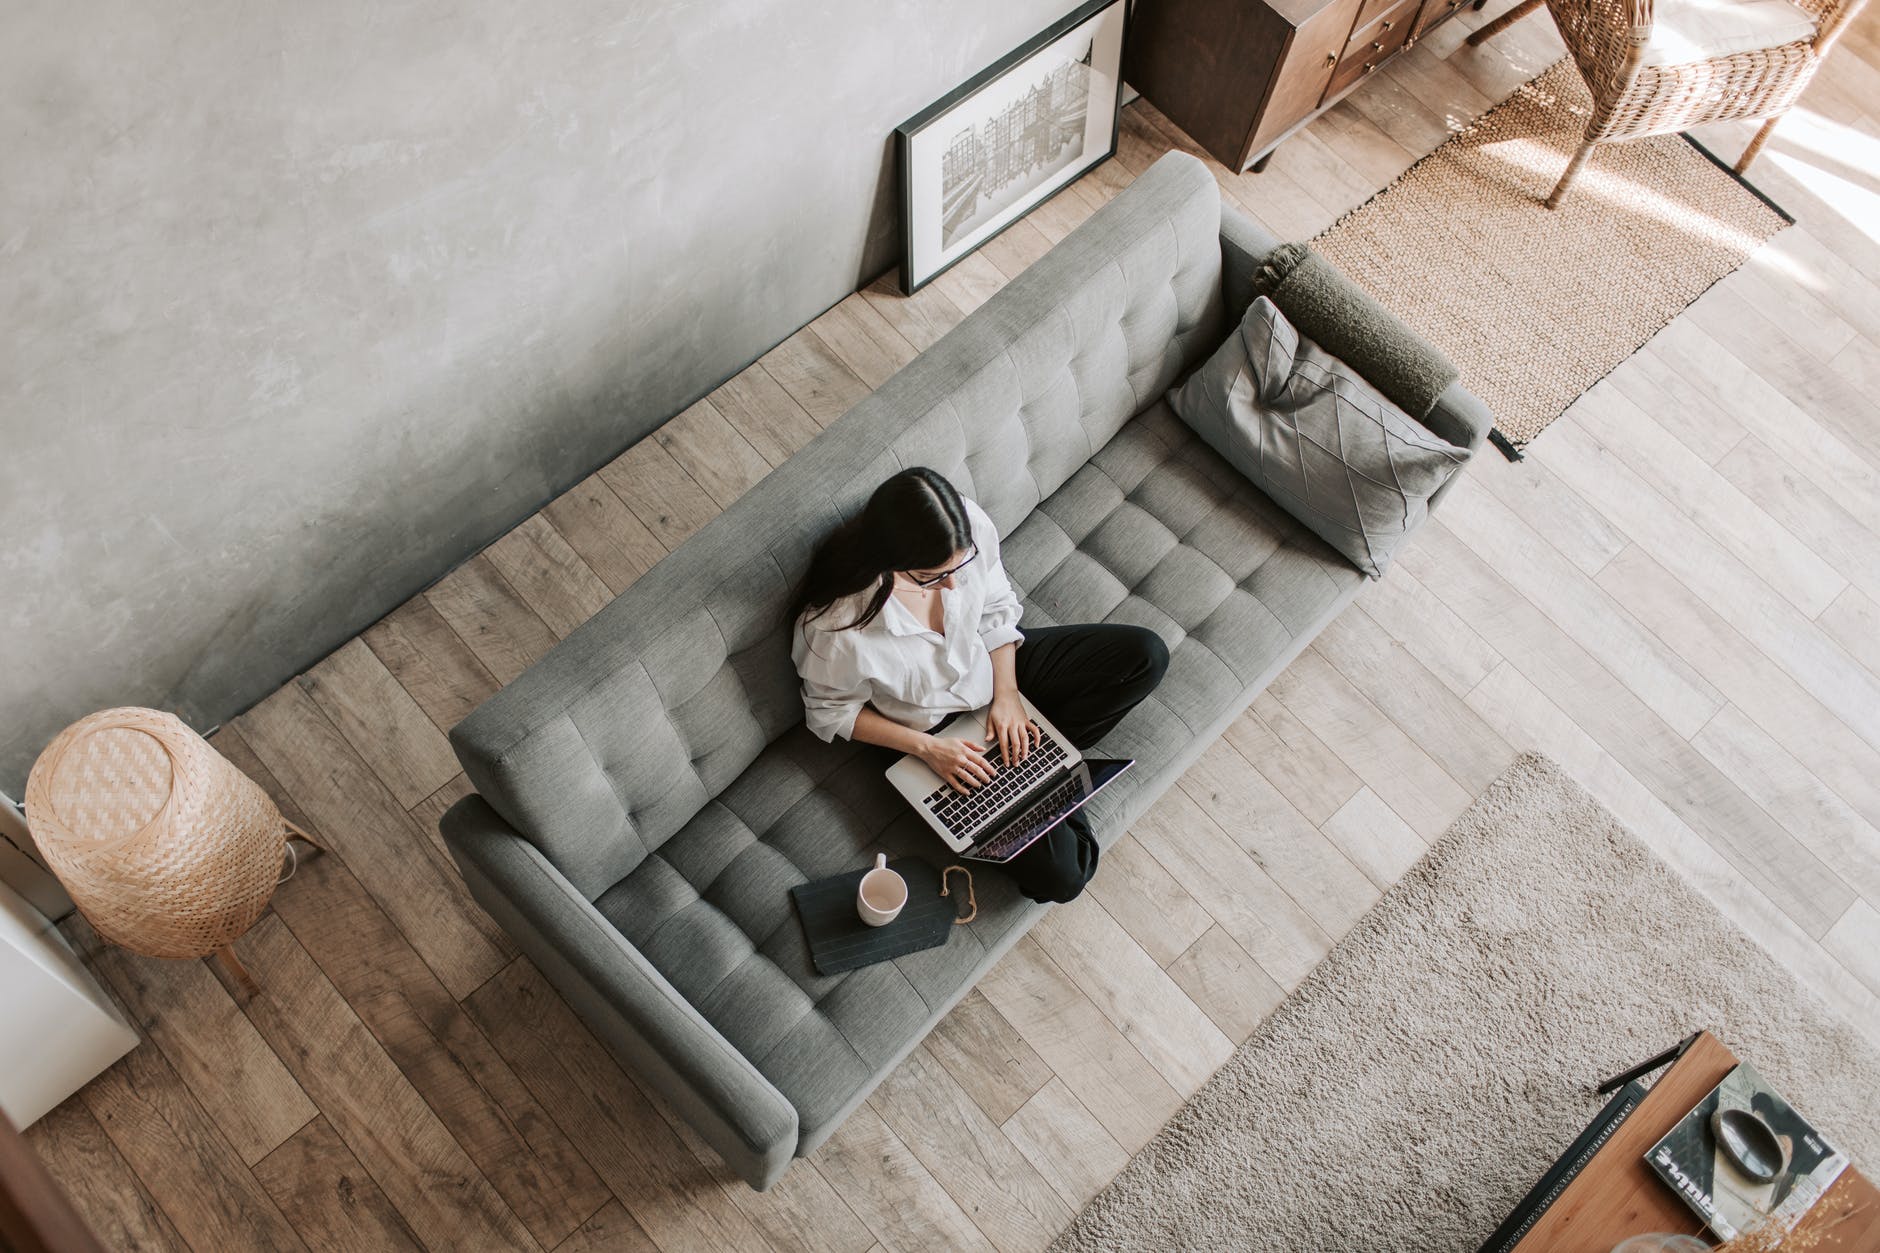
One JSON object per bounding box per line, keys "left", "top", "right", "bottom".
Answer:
{"left": 895, "top": 0, "right": 1128, "bottom": 295}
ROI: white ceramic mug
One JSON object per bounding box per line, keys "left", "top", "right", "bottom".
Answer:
{"left": 857, "top": 854, "right": 908, "bottom": 927}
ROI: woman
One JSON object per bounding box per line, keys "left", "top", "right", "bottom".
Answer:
{"left": 791, "top": 467, "right": 1168, "bottom": 904}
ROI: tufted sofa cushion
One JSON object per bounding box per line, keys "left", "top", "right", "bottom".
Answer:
{"left": 580, "top": 395, "right": 1364, "bottom": 1150}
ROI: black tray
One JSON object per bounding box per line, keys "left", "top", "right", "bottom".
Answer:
{"left": 791, "top": 858, "right": 957, "bottom": 975}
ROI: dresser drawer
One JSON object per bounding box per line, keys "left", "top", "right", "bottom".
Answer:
{"left": 1345, "top": 0, "right": 1419, "bottom": 49}
{"left": 1415, "top": 0, "right": 1469, "bottom": 36}
{"left": 1351, "top": 0, "right": 1405, "bottom": 33}
{"left": 1329, "top": 0, "right": 1416, "bottom": 95}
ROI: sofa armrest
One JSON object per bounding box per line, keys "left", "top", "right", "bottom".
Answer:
{"left": 440, "top": 794, "right": 800, "bottom": 1189}
{"left": 1219, "top": 205, "right": 1281, "bottom": 324}
{"left": 1426, "top": 381, "right": 1495, "bottom": 510}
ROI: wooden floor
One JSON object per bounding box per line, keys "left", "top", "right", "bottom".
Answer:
{"left": 27, "top": 6, "right": 1880, "bottom": 1250}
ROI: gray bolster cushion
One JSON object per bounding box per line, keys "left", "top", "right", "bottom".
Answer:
{"left": 1252, "top": 242, "right": 1460, "bottom": 420}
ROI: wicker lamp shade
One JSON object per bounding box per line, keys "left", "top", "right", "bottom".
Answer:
{"left": 24, "top": 707, "right": 289, "bottom": 961}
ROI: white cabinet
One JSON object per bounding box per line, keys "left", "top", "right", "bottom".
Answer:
{"left": 0, "top": 880, "right": 138, "bottom": 1128}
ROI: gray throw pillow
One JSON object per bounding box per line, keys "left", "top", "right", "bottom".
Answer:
{"left": 1169, "top": 297, "right": 1470, "bottom": 578}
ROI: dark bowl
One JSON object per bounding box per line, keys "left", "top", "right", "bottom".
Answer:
{"left": 1711, "top": 1108, "right": 1785, "bottom": 1182}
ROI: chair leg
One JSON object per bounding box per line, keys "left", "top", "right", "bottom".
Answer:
{"left": 1466, "top": 0, "right": 1544, "bottom": 46}
{"left": 1735, "top": 114, "right": 1783, "bottom": 173}
{"left": 1546, "top": 139, "right": 1598, "bottom": 208}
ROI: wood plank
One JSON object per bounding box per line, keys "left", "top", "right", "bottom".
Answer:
{"left": 1221, "top": 694, "right": 1362, "bottom": 826}
{"left": 867, "top": 1045, "right": 1071, "bottom": 1253}
{"left": 651, "top": 398, "right": 773, "bottom": 509}
{"left": 998, "top": 1078, "right": 1128, "bottom": 1212}
{"left": 1083, "top": 831, "right": 1214, "bottom": 967}
{"left": 1605, "top": 345, "right": 1747, "bottom": 466}
{"left": 1717, "top": 437, "right": 1880, "bottom": 609}
{"left": 1166, "top": 924, "right": 1286, "bottom": 1043}
{"left": 858, "top": 273, "right": 968, "bottom": 355}
{"left": 1820, "top": 586, "right": 1880, "bottom": 680}
{"left": 228, "top": 915, "right": 534, "bottom": 1252}
{"left": 627, "top": 1075, "right": 874, "bottom": 1253}
{"left": 80, "top": 1033, "right": 306, "bottom": 1252}
{"left": 425, "top": 554, "right": 560, "bottom": 686}
{"left": 1031, "top": 894, "right": 1235, "bottom": 1096}
{"left": 1400, "top": 521, "right": 1854, "bottom": 937}
{"left": 553, "top": 1201, "right": 660, "bottom": 1253}
{"left": 251, "top": 1116, "right": 424, "bottom": 1253}
{"left": 268, "top": 846, "right": 608, "bottom": 1250}
{"left": 1543, "top": 411, "right": 1880, "bottom": 758}
{"left": 809, "top": 293, "right": 919, "bottom": 390}
{"left": 1649, "top": 317, "right": 1880, "bottom": 531}
{"left": 1264, "top": 648, "right": 1474, "bottom": 841}
{"left": 541, "top": 473, "right": 667, "bottom": 596}
{"left": 1314, "top": 606, "right": 1516, "bottom": 793}
{"left": 302, "top": 636, "right": 461, "bottom": 809}
{"left": 1181, "top": 733, "right": 1382, "bottom": 933}
{"left": 707, "top": 364, "right": 825, "bottom": 469}
{"left": 758, "top": 328, "right": 871, "bottom": 427}
{"left": 1320, "top": 786, "right": 1428, "bottom": 889}
{"left": 1130, "top": 784, "right": 1336, "bottom": 989}
{"left": 1464, "top": 447, "right": 1630, "bottom": 577}
{"left": 1572, "top": 384, "right": 1847, "bottom": 617}
{"left": 976, "top": 936, "right": 1182, "bottom": 1154}
{"left": 484, "top": 513, "right": 615, "bottom": 640}
{"left": 924, "top": 988, "right": 1054, "bottom": 1127}
{"left": 595, "top": 437, "right": 723, "bottom": 553}
{"left": 464, "top": 958, "right": 770, "bottom": 1253}
{"left": 1691, "top": 705, "right": 1880, "bottom": 910}
{"left": 1595, "top": 545, "right": 1880, "bottom": 843}
{"left": 23, "top": 1100, "right": 187, "bottom": 1253}
{"left": 1823, "top": 899, "right": 1880, "bottom": 998}
{"left": 1353, "top": 564, "right": 1500, "bottom": 699}
{"left": 812, "top": 1106, "right": 997, "bottom": 1253}
{"left": 84, "top": 931, "right": 315, "bottom": 1168}
{"left": 977, "top": 218, "right": 1055, "bottom": 282}
{"left": 362, "top": 593, "right": 501, "bottom": 734}
{"left": 237, "top": 682, "right": 511, "bottom": 1000}
{"left": 1435, "top": 468, "right": 1725, "bottom": 739}
{"left": 929, "top": 252, "right": 1009, "bottom": 318}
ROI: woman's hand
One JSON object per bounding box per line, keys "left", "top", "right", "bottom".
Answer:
{"left": 986, "top": 691, "right": 1041, "bottom": 767}
{"left": 919, "top": 734, "right": 997, "bottom": 794}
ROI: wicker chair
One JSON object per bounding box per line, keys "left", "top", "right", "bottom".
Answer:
{"left": 1467, "top": 0, "right": 1870, "bottom": 206}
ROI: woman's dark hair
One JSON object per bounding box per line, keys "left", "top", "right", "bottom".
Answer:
{"left": 792, "top": 467, "right": 973, "bottom": 631}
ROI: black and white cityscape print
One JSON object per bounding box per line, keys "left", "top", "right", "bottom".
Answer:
{"left": 938, "top": 42, "right": 1094, "bottom": 249}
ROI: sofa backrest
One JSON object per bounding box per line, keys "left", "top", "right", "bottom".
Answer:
{"left": 448, "top": 152, "right": 1227, "bottom": 899}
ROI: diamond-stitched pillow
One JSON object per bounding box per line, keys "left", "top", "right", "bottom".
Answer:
{"left": 1169, "top": 297, "right": 1470, "bottom": 578}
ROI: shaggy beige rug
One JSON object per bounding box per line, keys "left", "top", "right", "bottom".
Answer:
{"left": 1311, "top": 60, "right": 1789, "bottom": 451}
{"left": 1051, "top": 754, "right": 1880, "bottom": 1253}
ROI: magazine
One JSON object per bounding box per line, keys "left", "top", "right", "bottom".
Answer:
{"left": 1644, "top": 1060, "right": 1849, "bottom": 1240}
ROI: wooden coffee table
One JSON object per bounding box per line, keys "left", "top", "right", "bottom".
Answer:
{"left": 1503, "top": 1032, "right": 1880, "bottom": 1251}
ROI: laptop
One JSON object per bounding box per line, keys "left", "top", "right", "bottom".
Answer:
{"left": 885, "top": 693, "right": 1133, "bottom": 864}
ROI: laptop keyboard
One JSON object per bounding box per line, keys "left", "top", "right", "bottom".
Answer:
{"left": 972, "top": 773, "right": 1083, "bottom": 861}
{"left": 923, "top": 735, "right": 1069, "bottom": 838}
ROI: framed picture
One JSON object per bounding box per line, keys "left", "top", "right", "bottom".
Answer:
{"left": 895, "top": 0, "right": 1128, "bottom": 294}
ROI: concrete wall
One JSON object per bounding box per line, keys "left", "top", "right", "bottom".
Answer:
{"left": 1, "top": 0, "right": 1072, "bottom": 793}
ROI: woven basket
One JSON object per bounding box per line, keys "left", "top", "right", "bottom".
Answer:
{"left": 24, "top": 707, "right": 287, "bottom": 959}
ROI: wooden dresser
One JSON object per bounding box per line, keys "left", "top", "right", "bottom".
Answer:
{"left": 1125, "top": 0, "right": 1479, "bottom": 171}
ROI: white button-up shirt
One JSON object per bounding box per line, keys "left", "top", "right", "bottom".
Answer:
{"left": 793, "top": 498, "right": 1024, "bottom": 742}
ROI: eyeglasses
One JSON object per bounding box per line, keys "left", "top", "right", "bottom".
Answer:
{"left": 905, "top": 545, "right": 978, "bottom": 587}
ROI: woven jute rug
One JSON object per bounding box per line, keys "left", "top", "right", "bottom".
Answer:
{"left": 1051, "top": 755, "right": 1880, "bottom": 1252}
{"left": 1311, "top": 59, "right": 1790, "bottom": 452}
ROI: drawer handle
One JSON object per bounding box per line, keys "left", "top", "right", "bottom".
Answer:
{"left": 1381, "top": 19, "right": 1395, "bottom": 29}
{"left": 1364, "top": 60, "right": 1378, "bottom": 71}
{"left": 1371, "top": 39, "right": 1384, "bottom": 48}
{"left": 1326, "top": 50, "right": 1337, "bottom": 65}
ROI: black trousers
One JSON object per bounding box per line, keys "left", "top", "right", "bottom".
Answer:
{"left": 999, "top": 624, "right": 1169, "bottom": 904}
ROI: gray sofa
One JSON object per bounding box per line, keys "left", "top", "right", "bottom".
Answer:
{"left": 440, "top": 151, "right": 1491, "bottom": 1190}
